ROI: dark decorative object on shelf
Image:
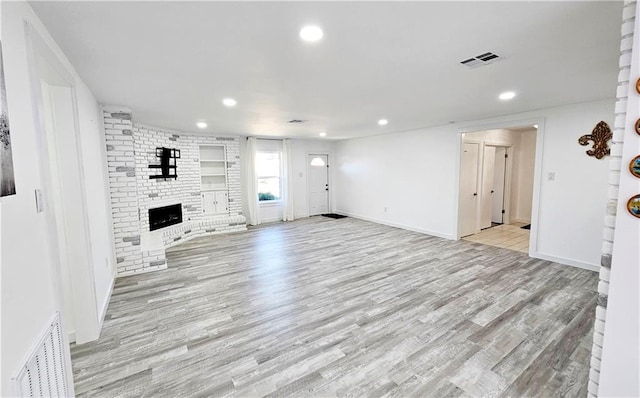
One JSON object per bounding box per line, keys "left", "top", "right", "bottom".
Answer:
{"left": 149, "top": 147, "right": 180, "bottom": 179}
{"left": 578, "top": 121, "right": 612, "bottom": 159}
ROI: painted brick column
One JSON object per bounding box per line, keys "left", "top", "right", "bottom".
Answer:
{"left": 103, "top": 108, "right": 144, "bottom": 275}
{"left": 588, "top": 1, "right": 637, "bottom": 396}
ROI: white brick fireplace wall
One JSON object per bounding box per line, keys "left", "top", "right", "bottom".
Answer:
{"left": 588, "top": 1, "right": 637, "bottom": 396}
{"left": 104, "top": 108, "right": 246, "bottom": 276}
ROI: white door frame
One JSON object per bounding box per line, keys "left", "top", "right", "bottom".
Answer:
{"left": 457, "top": 141, "right": 481, "bottom": 237}
{"left": 306, "top": 153, "right": 330, "bottom": 216}
{"left": 25, "top": 22, "right": 100, "bottom": 346}
{"left": 483, "top": 142, "right": 513, "bottom": 225}
{"left": 455, "top": 118, "right": 544, "bottom": 258}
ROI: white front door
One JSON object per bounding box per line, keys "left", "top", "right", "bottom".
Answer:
{"left": 459, "top": 142, "right": 480, "bottom": 237}
{"left": 308, "top": 154, "right": 329, "bottom": 216}
{"left": 480, "top": 146, "right": 496, "bottom": 229}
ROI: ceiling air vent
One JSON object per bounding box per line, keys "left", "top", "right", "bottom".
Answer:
{"left": 460, "top": 52, "right": 501, "bottom": 69}
{"left": 287, "top": 119, "right": 307, "bottom": 124}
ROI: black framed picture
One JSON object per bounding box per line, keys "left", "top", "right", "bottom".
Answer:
{"left": 0, "top": 41, "right": 16, "bottom": 197}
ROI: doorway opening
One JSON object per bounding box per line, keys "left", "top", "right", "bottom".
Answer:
{"left": 307, "top": 154, "right": 329, "bottom": 216}
{"left": 457, "top": 125, "right": 537, "bottom": 253}
{"left": 26, "top": 24, "right": 100, "bottom": 346}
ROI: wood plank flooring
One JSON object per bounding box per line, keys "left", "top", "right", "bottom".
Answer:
{"left": 70, "top": 216, "right": 598, "bottom": 397}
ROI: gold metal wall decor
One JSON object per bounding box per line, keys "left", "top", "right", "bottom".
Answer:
{"left": 578, "top": 121, "right": 612, "bottom": 159}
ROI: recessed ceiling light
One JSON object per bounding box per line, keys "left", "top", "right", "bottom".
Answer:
{"left": 196, "top": 122, "right": 207, "bottom": 129}
{"left": 319, "top": 132, "right": 327, "bottom": 137}
{"left": 499, "top": 91, "right": 516, "bottom": 101}
{"left": 222, "top": 98, "right": 237, "bottom": 107}
{"left": 300, "top": 25, "right": 323, "bottom": 42}
{"left": 378, "top": 119, "right": 388, "bottom": 126}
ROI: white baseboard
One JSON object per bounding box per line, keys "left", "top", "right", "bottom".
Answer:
{"left": 336, "top": 210, "right": 456, "bottom": 240}
{"left": 117, "top": 263, "right": 168, "bottom": 277}
{"left": 98, "top": 276, "right": 115, "bottom": 332}
{"left": 512, "top": 218, "right": 531, "bottom": 224}
{"left": 530, "top": 251, "right": 599, "bottom": 272}
{"left": 68, "top": 330, "right": 76, "bottom": 344}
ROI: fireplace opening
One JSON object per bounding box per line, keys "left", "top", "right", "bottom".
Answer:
{"left": 149, "top": 204, "right": 182, "bottom": 231}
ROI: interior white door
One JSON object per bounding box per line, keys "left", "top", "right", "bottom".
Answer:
{"left": 480, "top": 146, "right": 496, "bottom": 229}
{"left": 459, "top": 143, "right": 480, "bottom": 237}
{"left": 308, "top": 155, "right": 329, "bottom": 216}
{"left": 492, "top": 147, "right": 507, "bottom": 224}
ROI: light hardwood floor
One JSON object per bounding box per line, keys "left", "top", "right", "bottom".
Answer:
{"left": 71, "top": 217, "right": 597, "bottom": 397}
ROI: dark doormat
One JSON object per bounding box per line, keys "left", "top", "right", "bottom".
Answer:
{"left": 322, "top": 213, "right": 347, "bottom": 219}
{"left": 521, "top": 224, "right": 531, "bottom": 230}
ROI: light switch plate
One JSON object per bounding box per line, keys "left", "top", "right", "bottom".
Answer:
{"left": 34, "top": 189, "right": 45, "bottom": 213}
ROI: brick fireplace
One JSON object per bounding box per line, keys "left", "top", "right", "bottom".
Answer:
{"left": 104, "top": 107, "right": 246, "bottom": 276}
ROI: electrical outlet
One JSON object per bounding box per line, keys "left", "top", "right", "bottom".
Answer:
{"left": 547, "top": 172, "right": 556, "bottom": 181}
{"left": 384, "top": 207, "right": 388, "bottom": 213}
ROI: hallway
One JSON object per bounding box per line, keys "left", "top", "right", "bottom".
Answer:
{"left": 463, "top": 223, "right": 530, "bottom": 254}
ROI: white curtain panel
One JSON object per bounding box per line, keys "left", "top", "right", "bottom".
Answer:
{"left": 245, "top": 137, "right": 260, "bottom": 225}
{"left": 282, "top": 139, "right": 295, "bottom": 221}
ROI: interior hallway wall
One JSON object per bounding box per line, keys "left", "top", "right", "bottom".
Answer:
{"left": 334, "top": 99, "right": 613, "bottom": 270}
{"left": 464, "top": 128, "right": 536, "bottom": 225}
{"left": 1, "top": 1, "right": 115, "bottom": 393}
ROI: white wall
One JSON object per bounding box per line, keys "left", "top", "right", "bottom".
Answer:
{"left": 334, "top": 99, "right": 613, "bottom": 269}
{"left": 1, "top": 1, "right": 114, "bottom": 393}
{"left": 511, "top": 130, "right": 536, "bottom": 223}
{"left": 76, "top": 83, "right": 115, "bottom": 320}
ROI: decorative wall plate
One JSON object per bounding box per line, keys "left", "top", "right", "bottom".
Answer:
{"left": 637, "top": 77, "right": 640, "bottom": 94}
{"left": 630, "top": 155, "right": 640, "bottom": 178}
{"left": 578, "top": 121, "right": 612, "bottom": 159}
{"left": 627, "top": 194, "right": 640, "bottom": 219}
{"left": 635, "top": 118, "right": 640, "bottom": 136}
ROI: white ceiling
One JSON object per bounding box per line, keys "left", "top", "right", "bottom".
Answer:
{"left": 30, "top": 1, "right": 623, "bottom": 140}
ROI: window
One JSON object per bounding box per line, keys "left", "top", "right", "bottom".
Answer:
{"left": 256, "top": 151, "right": 281, "bottom": 201}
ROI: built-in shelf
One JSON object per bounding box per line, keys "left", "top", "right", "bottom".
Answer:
{"left": 199, "top": 145, "right": 228, "bottom": 215}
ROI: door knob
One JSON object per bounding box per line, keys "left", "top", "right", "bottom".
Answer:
{"left": 473, "top": 193, "right": 477, "bottom": 196}
{"left": 491, "top": 190, "right": 494, "bottom": 193}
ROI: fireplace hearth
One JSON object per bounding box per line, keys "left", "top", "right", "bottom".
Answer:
{"left": 149, "top": 204, "right": 182, "bottom": 231}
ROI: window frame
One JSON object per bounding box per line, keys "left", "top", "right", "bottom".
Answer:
{"left": 256, "top": 150, "right": 283, "bottom": 203}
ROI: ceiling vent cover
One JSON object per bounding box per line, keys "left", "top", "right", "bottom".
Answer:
{"left": 460, "top": 52, "right": 501, "bottom": 69}
{"left": 287, "top": 119, "right": 307, "bottom": 124}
